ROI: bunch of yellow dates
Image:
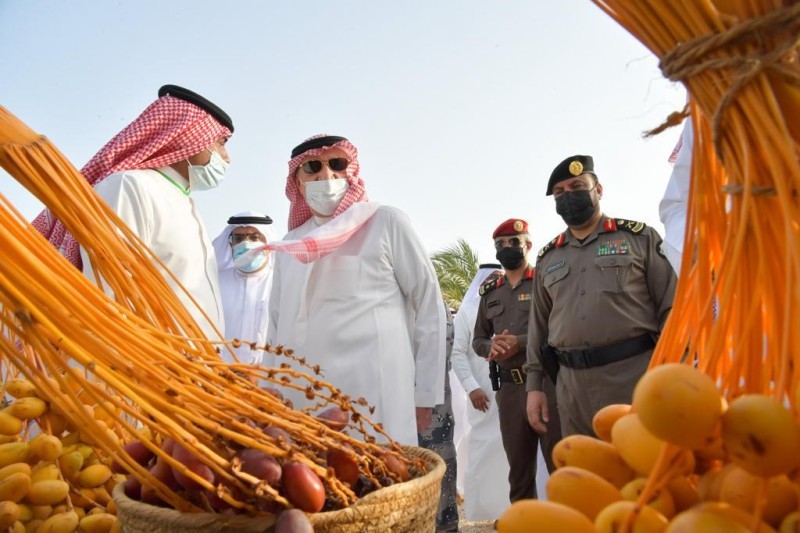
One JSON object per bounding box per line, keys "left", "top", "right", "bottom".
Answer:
{"left": 498, "top": 363, "right": 800, "bottom": 532}
{"left": 0, "top": 378, "right": 124, "bottom": 533}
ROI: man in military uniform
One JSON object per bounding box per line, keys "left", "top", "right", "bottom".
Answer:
{"left": 473, "top": 219, "right": 561, "bottom": 503}
{"left": 525, "top": 155, "right": 677, "bottom": 437}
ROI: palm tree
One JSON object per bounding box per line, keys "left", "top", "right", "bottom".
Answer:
{"left": 431, "top": 239, "right": 480, "bottom": 311}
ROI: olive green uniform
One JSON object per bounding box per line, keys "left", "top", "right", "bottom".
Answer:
{"left": 473, "top": 266, "right": 561, "bottom": 502}
{"left": 524, "top": 216, "right": 677, "bottom": 436}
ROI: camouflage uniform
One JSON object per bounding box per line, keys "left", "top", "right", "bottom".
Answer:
{"left": 418, "top": 305, "right": 458, "bottom": 532}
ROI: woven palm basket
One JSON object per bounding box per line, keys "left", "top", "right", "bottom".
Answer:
{"left": 113, "top": 445, "right": 445, "bottom": 532}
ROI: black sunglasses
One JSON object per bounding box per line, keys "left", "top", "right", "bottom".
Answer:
{"left": 494, "top": 237, "right": 524, "bottom": 251}
{"left": 229, "top": 232, "right": 266, "bottom": 245}
{"left": 301, "top": 158, "right": 350, "bottom": 174}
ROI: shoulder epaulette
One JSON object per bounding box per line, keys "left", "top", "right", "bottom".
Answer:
{"left": 479, "top": 273, "right": 504, "bottom": 296}
{"left": 537, "top": 232, "right": 567, "bottom": 259}
{"left": 609, "top": 218, "right": 647, "bottom": 235}
{"left": 524, "top": 266, "right": 535, "bottom": 280}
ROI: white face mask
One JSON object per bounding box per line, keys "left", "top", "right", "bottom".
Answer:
{"left": 188, "top": 150, "right": 228, "bottom": 192}
{"left": 304, "top": 178, "right": 349, "bottom": 216}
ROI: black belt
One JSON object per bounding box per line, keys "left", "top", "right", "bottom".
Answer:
{"left": 497, "top": 367, "right": 526, "bottom": 385}
{"left": 554, "top": 334, "right": 655, "bottom": 370}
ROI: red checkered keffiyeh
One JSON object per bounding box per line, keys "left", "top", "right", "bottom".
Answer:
{"left": 31, "top": 95, "right": 232, "bottom": 268}
{"left": 285, "top": 134, "right": 368, "bottom": 231}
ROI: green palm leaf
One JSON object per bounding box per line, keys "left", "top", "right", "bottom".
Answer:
{"left": 430, "top": 239, "right": 480, "bottom": 310}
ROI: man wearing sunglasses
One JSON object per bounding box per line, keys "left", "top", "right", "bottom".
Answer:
{"left": 472, "top": 219, "right": 561, "bottom": 503}
{"left": 524, "top": 155, "right": 677, "bottom": 438}
{"left": 212, "top": 211, "right": 275, "bottom": 365}
{"left": 267, "top": 134, "right": 446, "bottom": 447}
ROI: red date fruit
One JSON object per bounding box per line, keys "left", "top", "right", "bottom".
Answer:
{"left": 326, "top": 447, "right": 360, "bottom": 487}
{"left": 315, "top": 406, "right": 349, "bottom": 431}
{"left": 123, "top": 475, "right": 142, "bottom": 500}
{"left": 151, "top": 456, "right": 182, "bottom": 491}
{"left": 262, "top": 425, "right": 294, "bottom": 447}
{"left": 382, "top": 453, "right": 410, "bottom": 481}
{"left": 282, "top": 462, "right": 326, "bottom": 513}
{"left": 235, "top": 448, "right": 282, "bottom": 485}
{"left": 112, "top": 441, "right": 155, "bottom": 474}
{"left": 274, "top": 508, "right": 314, "bottom": 533}
{"left": 260, "top": 386, "right": 285, "bottom": 401}
{"left": 171, "top": 442, "right": 215, "bottom": 491}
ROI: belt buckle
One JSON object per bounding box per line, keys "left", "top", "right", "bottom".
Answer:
{"left": 511, "top": 368, "right": 524, "bottom": 384}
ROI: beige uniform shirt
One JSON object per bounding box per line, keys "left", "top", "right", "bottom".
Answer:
{"left": 473, "top": 266, "right": 534, "bottom": 370}
{"left": 524, "top": 216, "right": 677, "bottom": 391}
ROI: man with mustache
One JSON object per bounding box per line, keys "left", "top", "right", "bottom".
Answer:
{"left": 524, "top": 155, "right": 677, "bottom": 437}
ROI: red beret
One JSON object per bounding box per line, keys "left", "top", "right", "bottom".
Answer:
{"left": 493, "top": 218, "right": 529, "bottom": 239}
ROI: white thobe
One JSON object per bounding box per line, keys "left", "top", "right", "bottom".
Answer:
{"left": 218, "top": 266, "right": 272, "bottom": 364}
{"left": 450, "top": 298, "right": 510, "bottom": 521}
{"left": 80, "top": 167, "right": 224, "bottom": 339}
{"left": 268, "top": 205, "right": 446, "bottom": 445}
{"left": 659, "top": 117, "right": 693, "bottom": 274}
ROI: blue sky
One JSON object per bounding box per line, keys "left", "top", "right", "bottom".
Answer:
{"left": 0, "top": 0, "right": 686, "bottom": 264}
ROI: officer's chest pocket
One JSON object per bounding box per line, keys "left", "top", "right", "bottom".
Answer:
{"left": 485, "top": 300, "right": 505, "bottom": 320}
{"left": 543, "top": 263, "right": 570, "bottom": 291}
{"left": 313, "top": 256, "right": 361, "bottom": 302}
{"left": 594, "top": 255, "right": 634, "bottom": 294}
{"left": 516, "top": 298, "right": 531, "bottom": 315}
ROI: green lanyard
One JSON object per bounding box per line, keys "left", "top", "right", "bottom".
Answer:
{"left": 151, "top": 168, "right": 189, "bottom": 196}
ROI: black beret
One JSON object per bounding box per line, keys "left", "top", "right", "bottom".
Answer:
{"left": 227, "top": 215, "right": 273, "bottom": 225}
{"left": 546, "top": 155, "right": 596, "bottom": 196}
{"left": 291, "top": 136, "right": 348, "bottom": 158}
{"left": 158, "top": 84, "right": 234, "bottom": 133}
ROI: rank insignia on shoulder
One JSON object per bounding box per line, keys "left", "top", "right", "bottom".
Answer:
{"left": 518, "top": 293, "right": 532, "bottom": 301}
{"left": 479, "top": 273, "right": 504, "bottom": 296}
{"left": 613, "top": 218, "right": 646, "bottom": 234}
{"left": 538, "top": 232, "right": 567, "bottom": 259}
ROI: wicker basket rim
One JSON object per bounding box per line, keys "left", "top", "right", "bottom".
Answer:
{"left": 113, "top": 445, "right": 445, "bottom": 529}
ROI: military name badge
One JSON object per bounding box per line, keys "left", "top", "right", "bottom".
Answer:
{"left": 513, "top": 220, "right": 524, "bottom": 232}
{"left": 518, "top": 293, "right": 532, "bottom": 301}
{"left": 569, "top": 160, "right": 584, "bottom": 176}
{"left": 545, "top": 260, "right": 565, "bottom": 273}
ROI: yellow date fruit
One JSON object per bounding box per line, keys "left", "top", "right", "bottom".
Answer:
{"left": 592, "top": 403, "right": 631, "bottom": 442}
{"left": 722, "top": 394, "right": 800, "bottom": 477}
{"left": 595, "top": 500, "right": 669, "bottom": 533}
{"left": 497, "top": 499, "right": 595, "bottom": 533}
{"left": 633, "top": 363, "right": 723, "bottom": 450}
{"left": 552, "top": 434, "right": 635, "bottom": 488}
{"left": 546, "top": 466, "right": 622, "bottom": 521}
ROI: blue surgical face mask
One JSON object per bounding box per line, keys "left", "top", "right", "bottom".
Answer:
{"left": 188, "top": 150, "right": 228, "bottom": 192}
{"left": 232, "top": 241, "right": 267, "bottom": 273}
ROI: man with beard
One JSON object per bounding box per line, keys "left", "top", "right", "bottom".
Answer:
{"left": 524, "top": 155, "right": 677, "bottom": 437}
{"left": 212, "top": 211, "right": 276, "bottom": 364}
{"left": 472, "top": 219, "right": 561, "bottom": 503}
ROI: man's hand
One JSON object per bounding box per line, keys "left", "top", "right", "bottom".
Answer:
{"left": 468, "top": 388, "right": 490, "bottom": 412}
{"left": 416, "top": 407, "right": 433, "bottom": 433}
{"left": 526, "top": 390, "right": 550, "bottom": 433}
{"left": 488, "top": 329, "right": 520, "bottom": 361}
